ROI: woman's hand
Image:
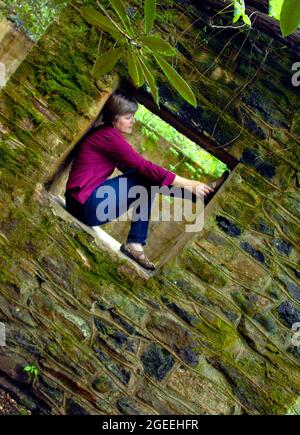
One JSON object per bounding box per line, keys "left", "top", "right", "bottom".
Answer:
{"left": 172, "top": 175, "right": 214, "bottom": 198}
{"left": 190, "top": 180, "right": 214, "bottom": 198}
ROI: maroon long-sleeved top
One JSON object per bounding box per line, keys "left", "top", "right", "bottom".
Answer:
{"left": 65, "top": 124, "right": 176, "bottom": 204}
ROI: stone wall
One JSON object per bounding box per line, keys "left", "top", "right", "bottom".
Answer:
{"left": 0, "top": 17, "right": 34, "bottom": 89}
{"left": 0, "top": 0, "right": 299, "bottom": 415}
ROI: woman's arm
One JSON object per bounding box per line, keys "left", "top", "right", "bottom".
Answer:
{"left": 94, "top": 128, "right": 176, "bottom": 186}
{"left": 93, "top": 128, "right": 213, "bottom": 196}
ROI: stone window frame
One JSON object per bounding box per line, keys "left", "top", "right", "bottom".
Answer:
{"left": 45, "top": 86, "right": 237, "bottom": 278}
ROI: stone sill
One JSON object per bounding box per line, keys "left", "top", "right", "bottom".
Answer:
{"left": 47, "top": 193, "right": 156, "bottom": 280}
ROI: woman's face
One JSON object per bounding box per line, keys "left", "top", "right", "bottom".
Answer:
{"left": 113, "top": 112, "right": 136, "bottom": 134}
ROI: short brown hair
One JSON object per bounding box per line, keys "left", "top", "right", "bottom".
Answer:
{"left": 93, "top": 91, "right": 138, "bottom": 128}
{"left": 70, "top": 92, "right": 138, "bottom": 165}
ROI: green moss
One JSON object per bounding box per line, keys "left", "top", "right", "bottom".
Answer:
{"left": 3, "top": 81, "right": 42, "bottom": 122}
{"left": 287, "top": 396, "right": 300, "bottom": 415}
{"left": 182, "top": 248, "right": 227, "bottom": 287}
{"left": 0, "top": 140, "right": 21, "bottom": 169}
{"left": 75, "top": 72, "right": 94, "bottom": 94}
{"left": 40, "top": 79, "right": 90, "bottom": 114}
{"left": 48, "top": 96, "right": 77, "bottom": 120}
{"left": 0, "top": 254, "right": 19, "bottom": 285}
{"left": 292, "top": 113, "right": 300, "bottom": 136}
{"left": 231, "top": 291, "right": 255, "bottom": 316}
{"left": 93, "top": 375, "right": 111, "bottom": 393}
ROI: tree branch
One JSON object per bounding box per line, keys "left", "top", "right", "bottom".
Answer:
{"left": 191, "top": 0, "right": 300, "bottom": 54}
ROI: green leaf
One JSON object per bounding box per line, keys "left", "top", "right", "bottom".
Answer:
{"left": 92, "top": 48, "right": 124, "bottom": 78}
{"left": 233, "top": 0, "right": 244, "bottom": 23}
{"left": 79, "top": 6, "right": 120, "bottom": 36}
{"left": 233, "top": 0, "right": 250, "bottom": 24}
{"left": 269, "top": 0, "right": 284, "bottom": 19}
{"left": 242, "top": 14, "right": 251, "bottom": 26}
{"left": 23, "top": 366, "right": 31, "bottom": 372}
{"left": 280, "top": 0, "right": 300, "bottom": 36}
{"left": 152, "top": 54, "right": 197, "bottom": 107}
{"left": 138, "top": 56, "right": 160, "bottom": 107}
{"left": 134, "top": 54, "right": 146, "bottom": 88}
{"left": 109, "top": 0, "right": 135, "bottom": 37}
{"left": 144, "top": 0, "right": 156, "bottom": 34}
{"left": 140, "top": 36, "right": 177, "bottom": 56}
{"left": 127, "top": 49, "right": 145, "bottom": 87}
{"left": 233, "top": 12, "right": 241, "bottom": 23}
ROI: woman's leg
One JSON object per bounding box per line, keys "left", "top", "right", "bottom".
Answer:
{"left": 124, "top": 175, "right": 199, "bottom": 245}
{"left": 80, "top": 170, "right": 198, "bottom": 243}
{"left": 124, "top": 172, "right": 155, "bottom": 247}
{"left": 82, "top": 170, "right": 155, "bottom": 247}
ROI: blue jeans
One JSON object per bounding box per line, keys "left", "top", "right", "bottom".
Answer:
{"left": 65, "top": 169, "right": 197, "bottom": 246}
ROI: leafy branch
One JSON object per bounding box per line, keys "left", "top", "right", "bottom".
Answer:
{"left": 80, "top": 0, "right": 197, "bottom": 108}
{"left": 230, "top": 0, "right": 300, "bottom": 37}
